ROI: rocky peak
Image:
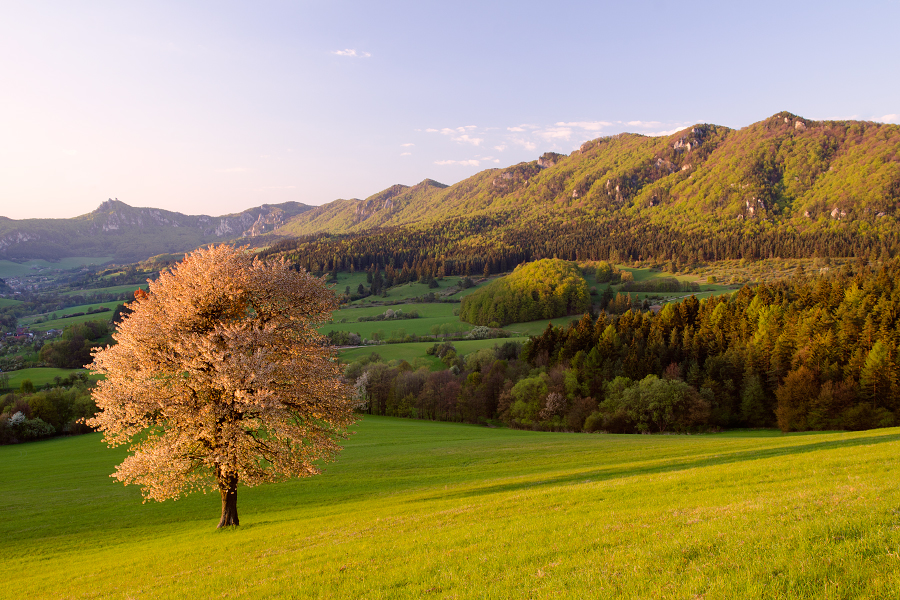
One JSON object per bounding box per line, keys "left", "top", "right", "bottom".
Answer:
{"left": 537, "top": 152, "right": 565, "bottom": 169}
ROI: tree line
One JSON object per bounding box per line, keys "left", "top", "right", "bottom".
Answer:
{"left": 351, "top": 258, "right": 900, "bottom": 433}
{"left": 260, "top": 210, "right": 900, "bottom": 287}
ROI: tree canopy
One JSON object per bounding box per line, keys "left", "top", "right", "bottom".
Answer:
{"left": 459, "top": 259, "right": 591, "bottom": 326}
{"left": 87, "top": 245, "right": 354, "bottom": 527}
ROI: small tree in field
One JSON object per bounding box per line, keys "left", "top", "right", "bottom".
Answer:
{"left": 86, "top": 245, "right": 355, "bottom": 528}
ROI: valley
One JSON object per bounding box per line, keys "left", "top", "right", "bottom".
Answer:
{"left": 3, "top": 416, "right": 898, "bottom": 598}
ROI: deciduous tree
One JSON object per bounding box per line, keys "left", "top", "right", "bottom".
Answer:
{"left": 86, "top": 245, "right": 354, "bottom": 528}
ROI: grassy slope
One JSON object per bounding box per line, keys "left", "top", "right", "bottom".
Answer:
{"left": 322, "top": 317, "right": 469, "bottom": 340}
{"left": 62, "top": 283, "right": 149, "bottom": 296}
{"left": 22, "top": 300, "right": 121, "bottom": 331}
{"left": 3, "top": 367, "right": 91, "bottom": 389}
{"left": 2, "top": 417, "right": 900, "bottom": 598}
{"left": 338, "top": 337, "right": 528, "bottom": 365}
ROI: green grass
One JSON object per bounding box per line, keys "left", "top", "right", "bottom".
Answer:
{"left": 506, "top": 315, "right": 585, "bottom": 336}
{"left": 322, "top": 317, "right": 470, "bottom": 340}
{"left": 331, "top": 302, "right": 458, "bottom": 321}
{"left": 3, "top": 418, "right": 900, "bottom": 598}
{"left": 22, "top": 301, "right": 122, "bottom": 331}
{"left": 2, "top": 367, "right": 91, "bottom": 389}
{"left": 63, "top": 283, "right": 149, "bottom": 296}
{"left": 339, "top": 337, "right": 529, "bottom": 364}
{"left": 0, "top": 297, "right": 23, "bottom": 307}
{"left": 0, "top": 257, "right": 112, "bottom": 279}
{"left": 326, "top": 302, "right": 475, "bottom": 342}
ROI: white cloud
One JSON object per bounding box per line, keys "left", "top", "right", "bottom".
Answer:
{"left": 511, "top": 138, "right": 537, "bottom": 151}
{"left": 879, "top": 114, "right": 899, "bottom": 123}
{"left": 536, "top": 127, "right": 573, "bottom": 141}
{"left": 400, "top": 143, "right": 415, "bottom": 147}
{"left": 435, "top": 159, "right": 480, "bottom": 167}
{"left": 424, "top": 126, "right": 484, "bottom": 146}
{"left": 452, "top": 134, "right": 483, "bottom": 146}
{"left": 400, "top": 152, "right": 411, "bottom": 156}
{"left": 427, "top": 126, "right": 479, "bottom": 136}
{"left": 507, "top": 126, "right": 525, "bottom": 132}
{"left": 494, "top": 145, "right": 507, "bottom": 151}
{"left": 642, "top": 127, "right": 685, "bottom": 137}
{"left": 626, "top": 120, "right": 662, "bottom": 127}
{"left": 332, "top": 49, "right": 371, "bottom": 58}
{"left": 556, "top": 121, "right": 611, "bottom": 131}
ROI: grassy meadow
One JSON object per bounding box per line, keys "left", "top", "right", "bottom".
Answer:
{"left": 322, "top": 302, "right": 470, "bottom": 341}
{"left": 338, "top": 337, "right": 530, "bottom": 366}
{"left": 21, "top": 300, "right": 122, "bottom": 331}
{"left": 3, "top": 366, "right": 92, "bottom": 390}
{"left": 62, "top": 283, "right": 149, "bottom": 296}
{"left": 3, "top": 417, "right": 900, "bottom": 598}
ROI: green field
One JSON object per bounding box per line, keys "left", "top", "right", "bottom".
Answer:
{"left": 22, "top": 301, "right": 122, "bottom": 331}
{"left": 322, "top": 316, "right": 470, "bottom": 340}
{"left": 2, "top": 417, "right": 900, "bottom": 598}
{"left": 2, "top": 367, "right": 91, "bottom": 389}
{"left": 339, "top": 337, "right": 529, "bottom": 365}
{"left": 506, "top": 314, "right": 584, "bottom": 336}
{"left": 331, "top": 302, "right": 458, "bottom": 321}
{"left": 63, "top": 283, "right": 149, "bottom": 296}
{"left": 0, "top": 257, "right": 112, "bottom": 279}
{"left": 0, "top": 297, "right": 24, "bottom": 307}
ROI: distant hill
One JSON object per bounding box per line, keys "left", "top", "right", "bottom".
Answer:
{"left": 5, "top": 111, "right": 898, "bottom": 266}
{"left": 276, "top": 112, "right": 900, "bottom": 238}
{"left": 0, "top": 200, "right": 313, "bottom": 262}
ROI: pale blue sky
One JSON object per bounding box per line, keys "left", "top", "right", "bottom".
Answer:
{"left": 1, "top": 1, "right": 897, "bottom": 220}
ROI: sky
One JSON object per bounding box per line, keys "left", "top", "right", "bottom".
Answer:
{"left": 1, "top": 1, "right": 898, "bottom": 221}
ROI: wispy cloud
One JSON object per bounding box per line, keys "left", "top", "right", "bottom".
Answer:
{"left": 400, "top": 152, "right": 411, "bottom": 156}
{"left": 452, "top": 134, "right": 483, "bottom": 146}
{"left": 425, "top": 126, "right": 483, "bottom": 146}
{"left": 435, "top": 159, "right": 480, "bottom": 166}
{"left": 556, "top": 121, "right": 611, "bottom": 131}
{"left": 332, "top": 49, "right": 371, "bottom": 58}
{"left": 535, "top": 127, "right": 573, "bottom": 141}
{"left": 400, "top": 143, "right": 415, "bottom": 147}
{"left": 879, "top": 114, "right": 899, "bottom": 123}
{"left": 420, "top": 117, "right": 694, "bottom": 163}
{"left": 642, "top": 127, "right": 685, "bottom": 137}
{"left": 510, "top": 138, "right": 537, "bottom": 151}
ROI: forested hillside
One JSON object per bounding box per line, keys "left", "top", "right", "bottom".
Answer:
{"left": 277, "top": 112, "right": 900, "bottom": 237}
{"left": 262, "top": 113, "right": 900, "bottom": 275}
{"left": 351, "top": 258, "right": 900, "bottom": 433}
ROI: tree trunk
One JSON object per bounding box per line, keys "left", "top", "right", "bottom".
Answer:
{"left": 217, "top": 470, "right": 239, "bottom": 528}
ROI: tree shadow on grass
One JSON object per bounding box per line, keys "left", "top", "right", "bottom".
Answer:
{"left": 415, "top": 432, "right": 900, "bottom": 502}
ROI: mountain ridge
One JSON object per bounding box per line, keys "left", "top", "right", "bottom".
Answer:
{"left": 0, "top": 200, "right": 313, "bottom": 262}
{"left": 3, "top": 111, "right": 898, "bottom": 264}
{"left": 273, "top": 112, "right": 900, "bottom": 238}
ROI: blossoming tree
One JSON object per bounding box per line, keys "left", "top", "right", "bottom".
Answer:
{"left": 87, "top": 245, "right": 355, "bottom": 528}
